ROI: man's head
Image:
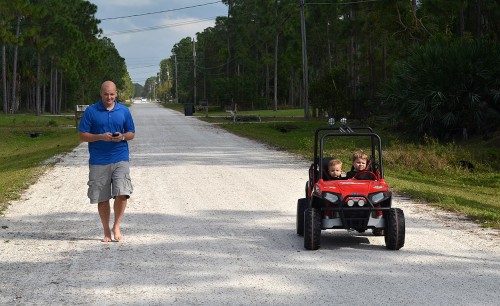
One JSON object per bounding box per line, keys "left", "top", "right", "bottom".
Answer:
{"left": 100, "top": 81, "right": 117, "bottom": 109}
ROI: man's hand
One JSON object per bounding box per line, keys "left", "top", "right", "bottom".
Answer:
{"left": 108, "top": 132, "right": 123, "bottom": 142}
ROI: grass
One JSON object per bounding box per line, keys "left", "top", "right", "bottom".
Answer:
{"left": 0, "top": 114, "right": 80, "bottom": 214}
{"left": 387, "top": 170, "right": 500, "bottom": 228}
{"left": 166, "top": 103, "right": 305, "bottom": 119}
{"left": 164, "top": 103, "right": 500, "bottom": 229}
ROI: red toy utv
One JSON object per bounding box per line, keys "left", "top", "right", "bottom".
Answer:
{"left": 296, "top": 118, "right": 405, "bottom": 250}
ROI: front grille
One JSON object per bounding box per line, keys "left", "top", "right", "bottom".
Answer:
{"left": 340, "top": 210, "right": 371, "bottom": 229}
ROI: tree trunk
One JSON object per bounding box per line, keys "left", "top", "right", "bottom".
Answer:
{"left": 459, "top": 8, "right": 465, "bottom": 38}
{"left": 368, "top": 38, "right": 375, "bottom": 101}
{"left": 50, "top": 61, "right": 54, "bottom": 114}
{"left": 273, "top": 31, "right": 279, "bottom": 111}
{"left": 53, "top": 68, "right": 58, "bottom": 114}
{"left": 349, "top": 7, "right": 359, "bottom": 118}
{"left": 273, "top": 2, "right": 279, "bottom": 112}
{"left": 265, "top": 43, "right": 270, "bottom": 108}
{"left": 11, "top": 15, "right": 21, "bottom": 113}
{"left": 226, "top": 2, "right": 232, "bottom": 77}
{"left": 475, "top": 0, "right": 482, "bottom": 39}
{"left": 2, "top": 44, "right": 7, "bottom": 114}
{"left": 36, "top": 52, "right": 41, "bottom": 115}
{"left": 382, "top": 43, "right": 387, "bottom": 81}
{"left": 30, "top": 85, "right": 34, "bottom": 112}
{"left": 42, "top": 83, "right": 46, "bottom": 113}
{"left": 411, "top": 0, "right": 417, "bottom": 19}
{"left": 58, "top": 71, "right": 63, "bottom": 114}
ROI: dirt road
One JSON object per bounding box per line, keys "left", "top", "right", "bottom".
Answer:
{"left": 1, "top": 103, "right": 499, "bottom": 305}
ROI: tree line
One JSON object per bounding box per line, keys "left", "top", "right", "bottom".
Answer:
{"left": 2, "top": 1, "right": 498, "bottom": 140}
{"left": 0, "top": 0, "right": 133, "bottom": 115}
{"left": 155, "top": 0, "right": 499, "bottom": 140}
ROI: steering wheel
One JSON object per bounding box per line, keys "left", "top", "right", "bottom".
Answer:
{"left": 353, "top": 170, "right": 377, "bottom": 180}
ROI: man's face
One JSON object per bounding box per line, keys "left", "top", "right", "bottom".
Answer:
{"left": 100, "top": 86, "right": 117, "bottom": 107}
{"left": 352, "top": 158, "right": 367, "bottom": 171}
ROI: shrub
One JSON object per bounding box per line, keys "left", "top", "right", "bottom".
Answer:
{"left": 381, "top": 38, "right": 500, "bottom": 141}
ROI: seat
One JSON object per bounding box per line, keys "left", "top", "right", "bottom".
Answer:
{"left": 321, "top": 157, "right": 336, "bottom": 180}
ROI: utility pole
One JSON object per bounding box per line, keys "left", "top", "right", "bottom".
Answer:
{"left": 175, "top": 54, "right": 179, "bottom": 103}
{"left": 158, "top": 71, "right": 161, "bottom": 102}
{"left": 274, "top": 0, "right": 280, "bottom": 112}
{"left": 193, "top": 37, "right": 197, "bottom": 106}
{"left": 300, "top": 0, "right": 309, "bottom": 119}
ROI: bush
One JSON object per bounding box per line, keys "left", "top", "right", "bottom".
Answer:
{"left": 381, "top": 38, "right": 500, "bottom": 141}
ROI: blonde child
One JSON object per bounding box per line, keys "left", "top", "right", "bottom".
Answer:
{"left": 327, "top": 159, "right": 344, "bottom": 180}
{"left": 346, "top": 150, "right": 368, "bottom": 179}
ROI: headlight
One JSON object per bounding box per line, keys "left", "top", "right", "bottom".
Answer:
{"left": 314, "top": 185, "right": 321, "bottom": 195}
{"left": 370, "top": 192, "right": 386, "bottom": 204}
{"left": 324, "top": 192, "right": 340, "bottom": 203}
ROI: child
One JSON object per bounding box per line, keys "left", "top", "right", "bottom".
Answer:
{"left": 346, "top": 150, "right": 368, "bottom": 179}
{"left": 327, "top": 159, "right": 344, "bottom": 180}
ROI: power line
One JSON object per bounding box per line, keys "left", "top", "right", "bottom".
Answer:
{"left": 100, "top": 1, "right": 222, "bottom": 21}
{"left": 105, "top": 17, "right": 217, "bottom": 36}
{"left": 128, "top": 64, "right": 160, "bottom": 70}
{"left": 196, "top": 62, "right": 227, "bottom": 70}
{"left": 307, "top": 0, "right": 383, "bottom": 5}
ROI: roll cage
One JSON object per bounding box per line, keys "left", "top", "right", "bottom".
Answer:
{"left": 311, "top": 125, "right": 384, "bottom": 184}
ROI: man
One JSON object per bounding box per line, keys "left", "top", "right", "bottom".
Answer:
{"left": 78, "top": 81, "right": 135, "bottom": 242}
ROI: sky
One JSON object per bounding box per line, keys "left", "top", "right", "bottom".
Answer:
{"left": 88, "top": 0, "right": 228, "bottom": 85}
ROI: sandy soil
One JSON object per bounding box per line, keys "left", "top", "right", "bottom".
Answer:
{"left": 1, "top": 102, "right": 499, "bottom": 305}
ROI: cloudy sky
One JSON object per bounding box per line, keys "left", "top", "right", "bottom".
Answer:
{"left": 88, "top": 1, "right": 228, "bottom": 85}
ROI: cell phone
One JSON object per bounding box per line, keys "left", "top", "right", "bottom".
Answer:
{"left": 112, "top": 132, "right": 120, "bottom": 137}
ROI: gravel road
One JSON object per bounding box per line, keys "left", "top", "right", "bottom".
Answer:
{"left": 1, "top": 102, "right": 499, "bottom": 305}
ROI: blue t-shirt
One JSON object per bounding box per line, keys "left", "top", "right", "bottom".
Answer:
{"left": 78, "top": 101, "right": 135, "bottom": 165}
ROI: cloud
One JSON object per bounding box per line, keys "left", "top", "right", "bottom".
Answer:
{"left": 89, "top": 0, "right": 226, "bottom": 84}
{"left": 96, "top": 0, "right": 157, "bottom": 9}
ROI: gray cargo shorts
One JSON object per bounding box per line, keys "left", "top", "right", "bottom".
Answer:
{"left": 87, "top": 161, "right": 133, "bottom": 204}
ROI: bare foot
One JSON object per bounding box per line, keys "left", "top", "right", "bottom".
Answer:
{"left": 112, "top": 227, "right": 122, "bottom": 241}
{"left": 101, "top": 236, "right": 113, "bottom": 242}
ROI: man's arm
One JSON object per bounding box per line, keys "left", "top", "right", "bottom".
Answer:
{"left": 80, "top": 132, "right": 109, "bottom": 143}
{"left": 122, "top": 132, "right": 135, "bottom": 141}
{"left": 79, "top": 131, "right": 135, "bottom": 143}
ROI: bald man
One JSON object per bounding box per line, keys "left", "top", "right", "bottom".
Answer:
{"left": 78, "top": 81, "right": 135, "bottom": 242}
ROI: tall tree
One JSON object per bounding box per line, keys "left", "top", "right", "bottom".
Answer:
{"left": 0, "top": 0, "right": 17, "bottom": 113}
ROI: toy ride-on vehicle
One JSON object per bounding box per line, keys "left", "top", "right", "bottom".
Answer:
{"left": 296, "top": 118, "right": 405, "bottom": 251}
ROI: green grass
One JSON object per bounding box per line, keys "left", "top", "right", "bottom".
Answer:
{"left": 164, "top": 102, "right": 305, "bottom": 118}
{"left": 387, "top": 170, "right": 500, "bottom": 228}
{"left": 0, "top": 114, "right": 80, "bottom": 214}
{"left": 163, "top": 103, "right": 500, "bottom": 229}
{"left": 205, "top": 108, "right": 305, "bottom": 117}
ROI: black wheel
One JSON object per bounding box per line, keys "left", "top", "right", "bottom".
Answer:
{"left": 296, "top": 198, "right": 307, "bottom": 236}
{"left": 384, "top": 208, "right": 405, "bottom": 250}
{"left": 304, "top": 208, "right": 321, "bottom": 250}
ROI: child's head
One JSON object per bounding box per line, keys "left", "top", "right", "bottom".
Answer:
{"left": 328, "top": 159, "right": 343, "bottom": 178}
{"left": 352, "top": 150, "right": 368, "bottom": 172}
